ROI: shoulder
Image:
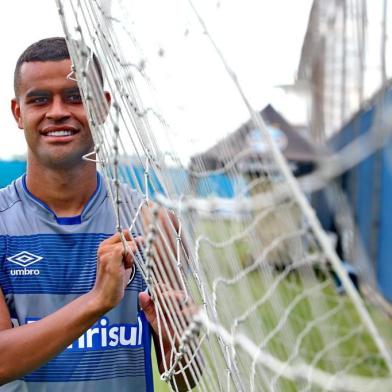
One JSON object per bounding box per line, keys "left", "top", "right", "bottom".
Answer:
{"left": 0, "top": 178, "right": 22, "bottom": 214}
{"left": 0, "top": 178, "right": 24, "bottom": 236}
{"left": 122, "top": 184, "right": 145, "bottom": 206}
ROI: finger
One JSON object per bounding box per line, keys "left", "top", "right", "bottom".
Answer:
{"left": 153, "top": 284, "right": 186, "bottom": 298}
{"left": 101, "top": 231, "right": 124, "bottom": 245}
{"left": 123, "top": 230, "right": 132, "bottom": 241}
{"left": 153, "top": 289, "right": 190, "bottom": 318}
{"left": 180, "top": 303, "right": 199, "bottom": 319}
{"left": 122, "top": 250, "right": 134, "bottom": 269}
{"left": 160, "top": 290, "right": 186, "bottom": 302}
{"left": 139, "top": 292, "right": 156, "bottom": 326}
{"left": 132, "top": 236, "right": 145, "bottom": 249}
{"left": 121, "top": 235, "right": 144, "bottom": 252}
{"left": 98, "top": 239, "right": 124, "bottom": 262}
{"left": 153, "top": 282, "right": 177, "bottom": 294}
{"left": 103, "top": 229, "right": 140, "bottom": 246}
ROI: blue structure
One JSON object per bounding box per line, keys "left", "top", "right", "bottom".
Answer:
{"left": 0, "top": 160, "right": 189, "bottom": 199}
{"left": 324, "top": 85, "right": 392, "bottom": 301}
{"left": 0, "top": 159, "right": 236, "bottom": 199}
{"left": 195, "top": 174, "right": 235, "bottom": 198}
{"left": 119, "top": 164, "right": 191, "bottom": 199}
{"left": 0, "top": 160, "right": 26, "bottom": 188}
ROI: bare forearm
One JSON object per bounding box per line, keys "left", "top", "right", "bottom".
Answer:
{"left": 0, "top": 291, "right": 105, "bottom": 385}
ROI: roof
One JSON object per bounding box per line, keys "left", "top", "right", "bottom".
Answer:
{"left": 190, "top": 104, "right": 326, "bottom": 173}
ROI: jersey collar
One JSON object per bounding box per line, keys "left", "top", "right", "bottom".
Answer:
{"left": 18, "top": 172, "right": 106, "bottom": 225}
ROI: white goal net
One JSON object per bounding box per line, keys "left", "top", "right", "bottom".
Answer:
{"left": 55, "top": 0, "right": 392, "bottom": 391}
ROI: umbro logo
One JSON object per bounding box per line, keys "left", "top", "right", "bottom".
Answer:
{"left": 7, "top": 251, "right": 43, "bottom": 267}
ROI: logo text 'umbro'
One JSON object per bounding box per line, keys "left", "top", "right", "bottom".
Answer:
{"left": 10, "top": 269, "right": 40, "bottom": 276}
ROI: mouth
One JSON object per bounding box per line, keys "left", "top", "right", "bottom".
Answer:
{"left": 40, "top": 128, "right": 79, "bottom": 140}
{"left": 45, "top": 130, "right": 76, "bottom": 137}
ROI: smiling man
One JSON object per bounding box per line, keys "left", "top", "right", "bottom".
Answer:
{"left": 11, "top": 43, "right": 104, "bottom": 216}
{"left": 0, "top": 37, "right": 193, "bottom": 392}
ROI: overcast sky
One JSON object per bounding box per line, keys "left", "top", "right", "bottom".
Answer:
{"left": 0, "top": 0, "right": 312, "bottom": 160}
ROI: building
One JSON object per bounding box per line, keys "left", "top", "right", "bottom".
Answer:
{"left": 297, "top": 0, "right": 389, "bottom": 142}
{"left": 189, "top": 104, "right": 325, "bottom": 198}
{"left": 318, "top": 83, "right": 392, "bottom": 302}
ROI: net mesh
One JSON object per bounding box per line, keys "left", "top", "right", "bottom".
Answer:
{"left": 55, "top": 0, "right": 392, "bottom": 390}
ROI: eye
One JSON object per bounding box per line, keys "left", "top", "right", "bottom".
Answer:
{"left": 29, "top": 96, "right": 49, "bottom": 105}
{"left": 66, "top": 93, "right": 82, "bottom": 103}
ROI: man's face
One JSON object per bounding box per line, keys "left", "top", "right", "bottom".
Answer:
{"left": 11, "top": 59, "right": 94, "bottom": 169}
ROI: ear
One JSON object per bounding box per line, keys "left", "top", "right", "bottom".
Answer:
{"left": 95, "top": 91, "right": 112, "bottom": 125}
{"left": 11, "top": 99, "right": 24, "bottom": 130}
{"left": 104, "top": 91, "right": 111, "bottom": 106}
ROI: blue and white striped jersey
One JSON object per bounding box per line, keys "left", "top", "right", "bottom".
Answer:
{"left": 0, "top": 174, "right": 153, "bottom": 392}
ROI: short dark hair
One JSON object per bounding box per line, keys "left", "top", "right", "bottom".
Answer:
{"left": 14, "top": 37, "right": 103, "bottom": 95}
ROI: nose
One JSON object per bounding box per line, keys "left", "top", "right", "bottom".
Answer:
{"left": 45, "top": 96, "right": 71, "bottom": 121}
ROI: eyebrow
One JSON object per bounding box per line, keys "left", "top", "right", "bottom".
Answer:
{"left": 63, "top": 87, "right": 81, "bottom": 95}
{"left": 26, "top": 90, "right": 51, "bottom": 98}
{"left": 25, "top": 87, "right": 81, "bottom": 99}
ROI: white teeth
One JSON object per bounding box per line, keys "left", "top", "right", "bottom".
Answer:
{"left": 46, "top": 130, "right": 74, "bottom": 137}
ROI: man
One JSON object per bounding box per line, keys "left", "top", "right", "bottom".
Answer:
{"left": 0, "top": 37, "right": 193, "bottom": 391}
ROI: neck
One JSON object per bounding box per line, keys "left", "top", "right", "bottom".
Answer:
{"left": 26, "top": 162, "right": 98, "bottom": 217}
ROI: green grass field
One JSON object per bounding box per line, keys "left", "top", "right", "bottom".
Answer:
{"left": 150, "top": 217, "right": 392, "bottom": 391}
